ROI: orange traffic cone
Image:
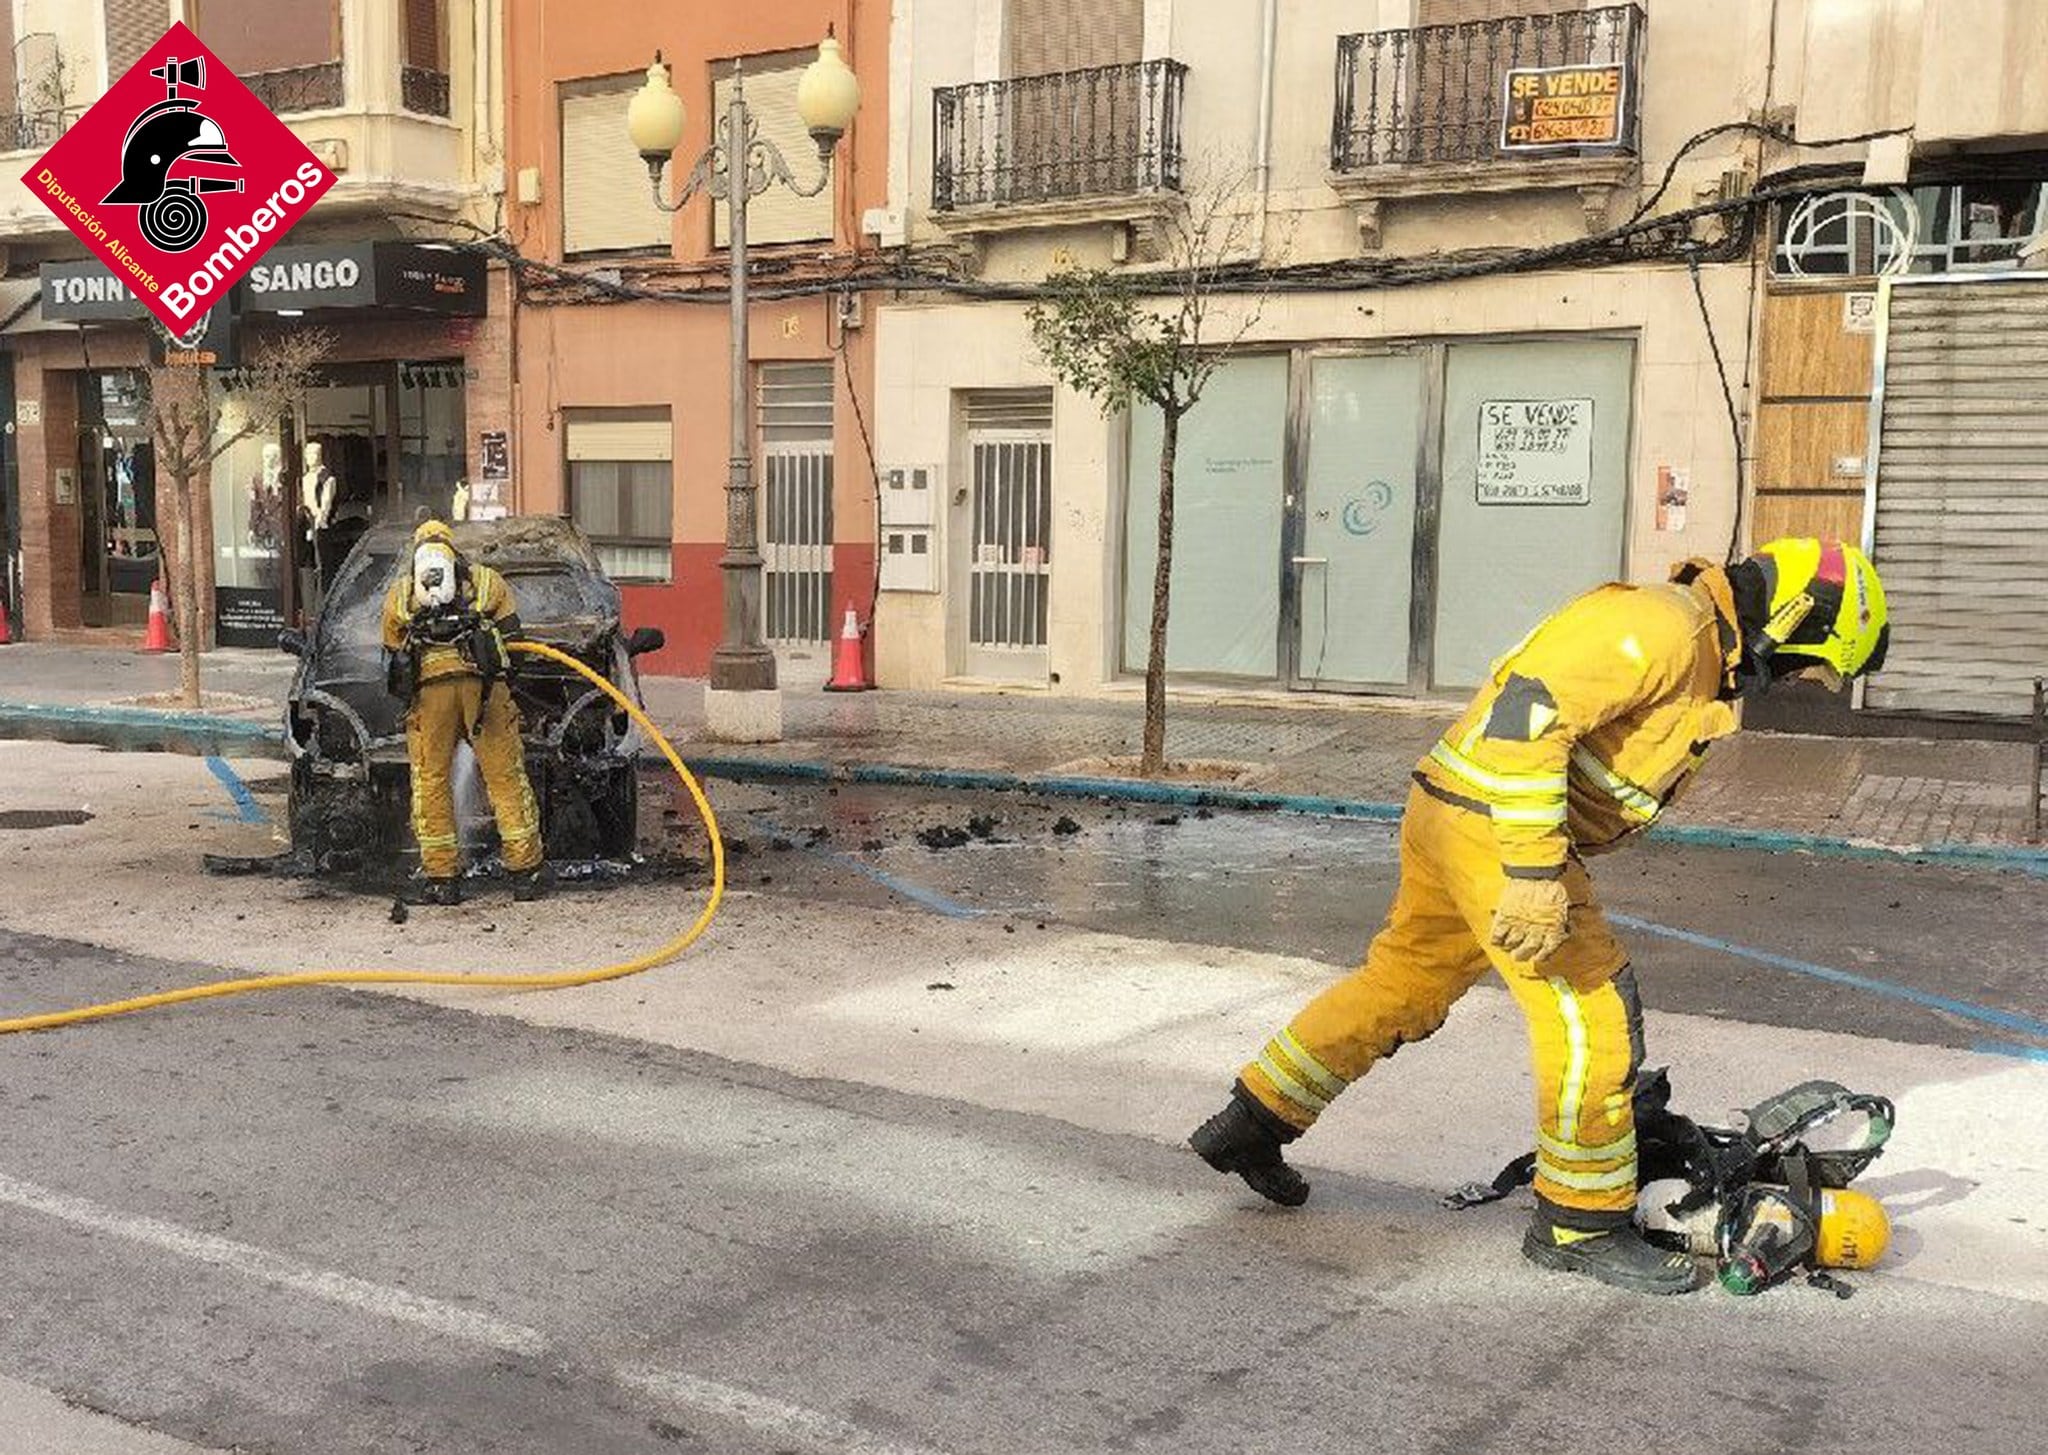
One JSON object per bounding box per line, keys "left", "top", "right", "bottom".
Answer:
{"left": 823, "top": 606, "right": 870, "bottom": 692}
{"left": 143, "top": 578, "right": 174, "bottom": 653}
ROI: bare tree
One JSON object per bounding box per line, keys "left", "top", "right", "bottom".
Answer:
{"left": 145, "top": 330, "right": 333, "bottom": 707}
{"left": 1026, "top": 178, "right": 1272, "bottom": 777}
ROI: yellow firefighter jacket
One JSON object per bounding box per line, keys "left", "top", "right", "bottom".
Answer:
{"left": 1413, "top": 564, "right": 1745, "bottom": 878}
{"left": 380, "top": 561, "right": 518, "bottom": 685}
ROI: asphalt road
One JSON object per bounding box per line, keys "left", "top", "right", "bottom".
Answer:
{"left": 4, "top": 929, "right": 2047, "bottom": 1455}
{"left": 3, "top": 741, "right": 2046, "bottom": 1454}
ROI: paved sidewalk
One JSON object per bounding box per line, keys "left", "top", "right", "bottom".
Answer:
{"left": 1, "top": 641, "right": 2041, "bottom": 850}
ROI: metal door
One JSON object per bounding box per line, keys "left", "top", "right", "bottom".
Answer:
{"left": 1290, "top": 351, "right": 1430, "bottom": 689}
{"left": 1865, "top": 276, "right": 2048, "bottom": 717}
{"left": 1431, "top": 337, "right": 1634, "bottom": 688}
{"left": 758, "top": 362, "right": 835, "bottom": 645}
{"left": 961, "top": 391, "right": 1054, "bottom": 680}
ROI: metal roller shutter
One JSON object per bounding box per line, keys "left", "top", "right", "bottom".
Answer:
{"left": 1866, "top": 277, "right": 2048, "bottom": 716}
{"left": 562, "top": 80, "right": 671, "bottom": 256}
{"left": 713, "top": 58, "right": 834, "bottom": 248}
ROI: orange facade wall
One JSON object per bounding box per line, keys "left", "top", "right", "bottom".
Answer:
{"left": 502, "top": 0, "right": 889, "bottom": 678}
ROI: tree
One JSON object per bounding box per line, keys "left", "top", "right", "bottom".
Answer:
{"left": 145, "top": 330, "right": 333, "bottom": 707}
{"left": 1026, "top": 181, "right": 1269, "bottom": 777}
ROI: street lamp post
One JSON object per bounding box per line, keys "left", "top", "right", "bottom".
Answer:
{"left": 627, "top": 33, "right": 860, "bottom": 743}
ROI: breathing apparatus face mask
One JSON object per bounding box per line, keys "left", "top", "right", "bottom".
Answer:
{"left": 413, "top": 542, "right": 460, "bottom": 611}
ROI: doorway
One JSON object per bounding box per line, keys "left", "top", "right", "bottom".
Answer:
{"left": 78, "top": 370, "right": 157, "bottom": 629}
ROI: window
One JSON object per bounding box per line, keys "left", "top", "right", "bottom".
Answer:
{"left": 561, "top": 76, "right": 672, "bottom": 256}
{"left": 712, "top": 54, "right": 835, "bottom": 249}
{"left": 103, "top": 0, "right": 172, "bottom": 83}
{"left": 1004, "top": 0, "right": 1143, "bottom": 74}
{"left": 1771, "top": 182, "right": 2048, "bottom": 279}
{"left": 190, "top": 0, "right": 339, "bottom": 74}
{"left": 564, "top": 409, "right": 674, "bottom": 582}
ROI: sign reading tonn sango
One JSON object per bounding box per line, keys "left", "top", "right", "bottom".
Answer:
{"left": 26, "top": 21, "right": 335, "bottom": 333}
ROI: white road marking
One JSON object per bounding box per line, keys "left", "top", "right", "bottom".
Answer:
{"left": 0, "top": 1172, "right": 954, "bottom": 1455}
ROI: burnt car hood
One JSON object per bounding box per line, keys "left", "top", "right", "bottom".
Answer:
{"left": 293, "top": 517, "right": 627, "bottom": 742}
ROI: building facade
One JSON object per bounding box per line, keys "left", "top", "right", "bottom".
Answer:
{"left": 866, "top": 0, "right": 2048, "bottom": 724}
{"left": 0, "top": 0, "right": 508, "bottom": 644}
{"left": 499, "top": 0, "right": 887, "bottom": 679}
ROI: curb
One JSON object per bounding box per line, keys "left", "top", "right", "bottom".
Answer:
{"left": 0, "top": 701, "right": 284, "bottom": 760}
{"left": 679, "top": 753, "right": 2048, "bottom": 876}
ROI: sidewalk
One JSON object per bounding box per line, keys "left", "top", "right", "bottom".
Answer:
{"left": 1, "top": 641, "right": 2041, "bottom": 853}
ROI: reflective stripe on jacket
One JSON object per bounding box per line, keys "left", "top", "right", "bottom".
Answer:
{"left": 1414, "top": 570, "right": 1743, "bottom": 876}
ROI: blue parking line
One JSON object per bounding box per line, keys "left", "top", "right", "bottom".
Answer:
{"left": 1974, "top": 1042, "right": 2048, "bottom": 1064}
{"left": 738, "top": 811, "right": 986, "bottom": 921}
{"left": 1610, "top": 911, "right": 2048, "bottom": 1043}
{"left": 204, "top": 755, "right": 267, "bottom": 824}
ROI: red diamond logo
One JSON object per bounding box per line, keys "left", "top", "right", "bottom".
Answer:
{"left": 25, "top": 21, "right": 335, "bottom": 333}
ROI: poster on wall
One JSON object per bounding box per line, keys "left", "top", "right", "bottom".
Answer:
{"left": 1476, "top": 399, "right": 1595, "bottom": 505}
{"left": 479, "top": 430, "right": 510, "bottom": 481}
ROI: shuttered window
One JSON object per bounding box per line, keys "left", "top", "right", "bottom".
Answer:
{"left": 104, "top": 0, "right": 172, "bottom": 82}
{"left": 190, "top": 0, "right": 339, "bottom": 73}
{"left": 564, "top": 408, "right": 674, "bottom": 582}
{"left": 1866, "top": 279, "right": 2048, "bottom": 716}
{"left": 562, "top": 78, "right": 671, "bottom": 256}
{"left": 712, "top": 55, "right": 835, "bottom": 249}
{"left": 1005, "top": 0, "right": 1142, "bottom": 75}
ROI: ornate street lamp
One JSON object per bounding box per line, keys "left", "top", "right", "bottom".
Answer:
{"left": 626, "top": 32, "right": 859, "bottom": 741}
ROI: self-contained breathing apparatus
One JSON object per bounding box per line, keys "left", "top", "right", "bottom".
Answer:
{"left": 386, "top": 539, "right": 514, "bottom": 706}
{"left": 1446, "top": 1069, "right": 1895, "bottom": 1296}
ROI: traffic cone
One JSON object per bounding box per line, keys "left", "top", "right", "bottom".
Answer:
{"left": 143, "top": 578, "right": 174, "bottom": 653}
{"left": 823, "top": 606, "right": 870, "bottom": 692}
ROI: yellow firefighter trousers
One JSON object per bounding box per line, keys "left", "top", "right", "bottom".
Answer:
{"left": 1239, "top": 784, "right": 1641, "bottom": 1225}
{"left": 405, "top": 674, "right": 543, "bottom": 881}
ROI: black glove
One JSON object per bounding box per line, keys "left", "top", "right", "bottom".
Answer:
{"left": 384, "top": 647, "right": 416, "bottom": 704}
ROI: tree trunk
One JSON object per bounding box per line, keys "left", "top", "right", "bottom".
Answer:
{"left": 1140, "top": 407, "right": 1178, "bottom": 777}
{"left": 168, "top": 461, "right": 203, "bottom": 708}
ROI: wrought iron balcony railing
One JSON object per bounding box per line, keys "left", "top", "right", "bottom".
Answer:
{"left": 0, "top": 107, "right": 81, "bottom": 153}
{"left": 401, "top": 66, "right": 451, "bottom": 117}
{"left": 933, "top": 58, "right": 1187, "bottom": 211}
{"left": 242, "top": 61, "right": 345, "bottom": 115}
{"left": 1333, "top": 5, "right": 1643, "bottom": 171}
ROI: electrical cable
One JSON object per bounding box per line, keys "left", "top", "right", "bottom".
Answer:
{"left": 0, "top": 640, "right": 724, "bottom": 1035}
{"left": 1684, "top": 249, "right": 1748, "bottom": 564}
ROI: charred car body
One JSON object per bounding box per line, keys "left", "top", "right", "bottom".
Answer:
{"left": 279, "top": 518, "right": 664, "bottom": 875}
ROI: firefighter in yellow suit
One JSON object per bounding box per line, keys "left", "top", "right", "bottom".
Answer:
{"left": 380, "top": 519, "right": 546, "bottom": 905}
{"left": 1192, "top": 539, "right": 1890, "bottom": 1294}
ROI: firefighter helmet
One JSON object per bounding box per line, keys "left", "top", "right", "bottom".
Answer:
{"left": 1751, "top": 538, "right": 1889, "bottom": 679}
{"left": 1814, "top": 1187, "right": 1890, "bottom": 1269}
{"left": 102, "top": 104, "right": 240, "bottom": 206}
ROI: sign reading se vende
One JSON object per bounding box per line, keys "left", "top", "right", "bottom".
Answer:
{"left": 26, "top": 22, "right": 335, "bottom": 334}
{"left": 1500, "top": 64, "right": 1627, "bottom": 151}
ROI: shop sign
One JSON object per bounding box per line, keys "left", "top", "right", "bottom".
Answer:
{"left": 1501, "top": 64, "right": 1627, "bottom": 151}
{"left": 241, "top": 242, "right": 486, "bottom": 316}
{"left": 149, "top": 301, "right": 237, "bottom": 368}
{"left": 1476, "top": 399, "right": 1595, "bottom": 505}
{"left": 214, "top": 584, "right": 286, "bottom": 648}
{"left": 26, "top": 22, "right": 335, "bottom": 332}
{"left": 40, "top": 258, "right": 150, "bottom": 321}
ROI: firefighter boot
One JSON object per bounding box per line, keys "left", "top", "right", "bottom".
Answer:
{"left": 413, "top": 878, "right": 463, "bottom": 907}
{"left": 1190, "top": 1087, "right": 1311, "bottom": 1207}
{"left": 510, "top": 865, "right": 551, "bottom": 902}
{"left": 1522, "top": 1217, "right": 1699, "bottom": 1295}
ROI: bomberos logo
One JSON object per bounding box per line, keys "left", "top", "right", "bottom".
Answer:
{"left": 25, "top": 21, "right": 335, "bottom": 333}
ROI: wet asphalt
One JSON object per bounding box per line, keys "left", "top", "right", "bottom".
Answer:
{"left": 641, "top": 775, "right": 2048, "bottom": 1059}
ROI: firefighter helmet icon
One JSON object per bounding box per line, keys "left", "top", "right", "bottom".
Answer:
{"left": 100, "top": 55, "right": 244, "bottom": 253}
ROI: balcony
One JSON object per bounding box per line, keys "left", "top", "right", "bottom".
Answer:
{"left": 1329, "top": 5, "right": 1644, "bottom": 247}
{"left": 931, "top": 59, "right": 1186, "bottom": 269}
{"left": 242, "top": 62, "right": 347, "bottom": 115}
{"left": 401, "top": 66, "right": 452, "bottom": 118}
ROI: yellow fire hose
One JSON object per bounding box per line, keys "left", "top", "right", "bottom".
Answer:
{"left": 0, "top": 639, "right": 723, "bottom": 1035}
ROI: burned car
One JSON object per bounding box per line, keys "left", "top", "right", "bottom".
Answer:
{"left": 279, "top": 517, "right": 665, "bottom": 876}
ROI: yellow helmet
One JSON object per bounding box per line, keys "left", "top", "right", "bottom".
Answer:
{"left": 412, "top": 518, "right": 456, "bottom": 548}
{"left": 1814, "top": 1187, "right": 1890, "bottom": 1269}
{"left": 1752, "top": 538, "right": 1889, "bottom": 679}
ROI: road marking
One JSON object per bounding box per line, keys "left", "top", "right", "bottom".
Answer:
{"left": 0, "top": 1171, "right": 953, "bottom": 1455}
{"left": 1609, "top": 912, "right": 2048, "bottom": 1043}
{"left": 203, "top": 756, "right": 266, "bottom": 824}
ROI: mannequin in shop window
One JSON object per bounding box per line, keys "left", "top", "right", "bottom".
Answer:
{"left": 249, "top": 441, "right": 286, "bottom": 589}
{"left": 302, "top": 440, "right": 338, "bottom": 592}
